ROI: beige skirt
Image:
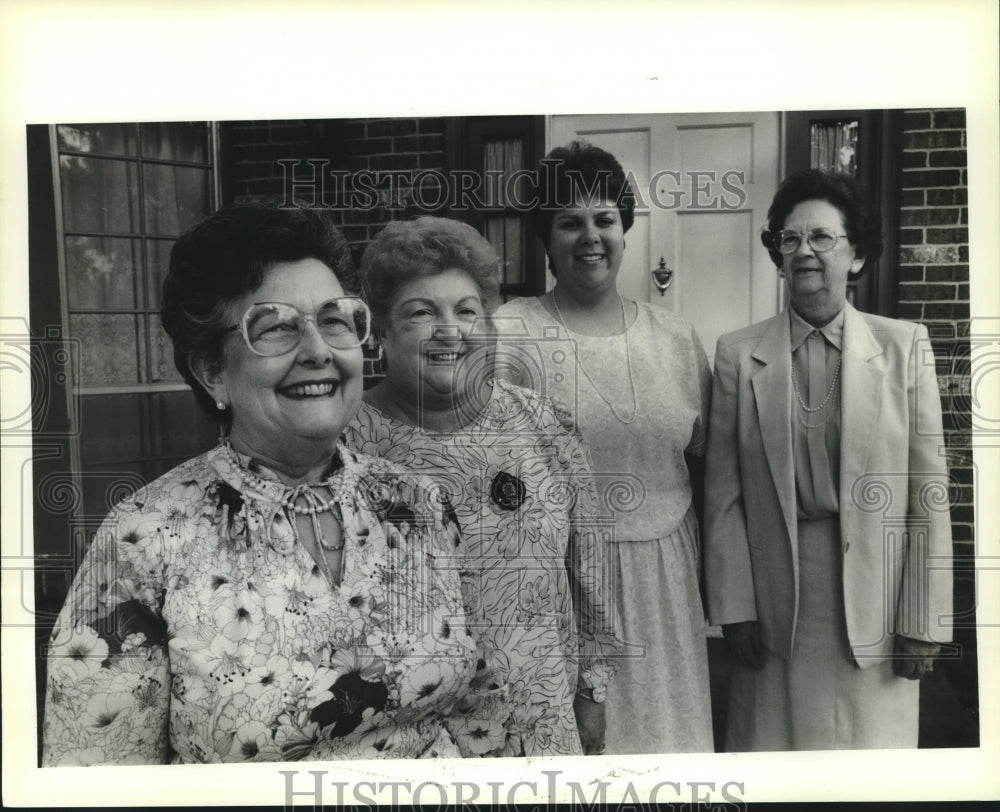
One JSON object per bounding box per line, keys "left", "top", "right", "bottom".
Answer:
{"left": 603, "top": 508, "right": 714, "bottom": 754}
{"left": 726, "top": 517, "right": 919, "bottom": 751}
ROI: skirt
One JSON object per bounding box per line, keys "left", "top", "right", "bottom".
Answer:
{"left": 603, "top": 508, "right": 714, "bottom": 754}
{"left": 725, "top": 517, "right": 919, "bottom": 751}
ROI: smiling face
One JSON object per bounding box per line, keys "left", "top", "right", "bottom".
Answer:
{"left": 547, "top": 197, "right": 625, "bottom": 296}
{"left": 379, "top": 268, "right": 493, "bottom": 410}
{"left": 198, "top": 257, "right": 363, "bottom": 467}
{"left": 781, "top": 198, "right": 864, "bottom": 326}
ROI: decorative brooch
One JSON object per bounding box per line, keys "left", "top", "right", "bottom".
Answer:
{"left": 490, "top": 471, "right": 526, "bottom": 511}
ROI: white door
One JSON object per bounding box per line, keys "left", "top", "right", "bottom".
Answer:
{"left": 549, "top": 113, "right": 782, "bottom": 359}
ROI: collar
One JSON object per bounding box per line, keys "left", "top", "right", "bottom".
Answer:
{"left": 789, "top": 305, "right": 845, "bottom": 353}
{"left": 212, "top": 438, "right": 354, "bottom": 508}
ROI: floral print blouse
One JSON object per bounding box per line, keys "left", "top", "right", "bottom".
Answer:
{"left": 344, "top": 380, "right": 622, "bottom": 757}
{"left": 42, "top": 443, "right": 509, "bottom": 765}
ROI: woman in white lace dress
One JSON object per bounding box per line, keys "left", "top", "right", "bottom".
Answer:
{"left": 494, "top": 141, "right": 714, "bottom": 753}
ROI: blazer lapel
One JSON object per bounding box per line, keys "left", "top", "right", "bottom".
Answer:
{"left": 750, "top": 314, "right": 798, "bottom": 544}
{"left": 839, "top": 304, "right": 885, "bottom": 517}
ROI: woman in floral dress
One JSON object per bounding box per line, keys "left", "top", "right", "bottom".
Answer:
{"left": 42, "top": 203, "right": 507, "bottom": 765}
{"left": 344, "top": 216, "right": 621, "bottom": 757}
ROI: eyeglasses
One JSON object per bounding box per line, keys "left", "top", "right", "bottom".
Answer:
{"left": 225, "top": 297, "right": 371, "bottom": 357}
{"left": 771, "top": 228, "right": 849, "bottom": 255}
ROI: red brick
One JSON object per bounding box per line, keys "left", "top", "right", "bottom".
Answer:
{"left": 900, "top": 245, "right": 960, "bottom": 264}
{"left": 394, "top": 134, "right": 445, "bottom": 153}
{"left": 924, "top": 302, "right": 959, "bottom": 319}
{"left": 903, "top": 111, "right": 933, "bottom": 129}
{"left": 933, "top": 110, "right": 966, "bottom": 128}
{"left": 903, "top": 130, "right": 964, "bottom": 149}
{"left": 367, "top": 119, "right": 418, "bottom": 138}
{"left": 900, "top": 208, "right": 961, "bottom": 227}
{"left": 416, "top": 118, "right": 446, "bottom": 135}
{"left": 949, "top": 504, "right": 974, "bottom": 524}
{"left": 896, "top": 302, "right": 924, "bottom": 319}
{"left": 901, "top": 189, "right": 924, "bottom": 206}
{"left": 901, "top": 282, "right": 957, "bottom": 301}
{"left": 927, "top": 227, "right": 968, "bottom": 244}
{"left": 898, "top": 228, "right": 924, "bottom": 245}
{"left": 951, "top": 524, "right": 974, "bottom": 542}
{"left": 950, "top": 465, "right": 975, "bottom": 485}
{"left": 903, "top": 150, "right": 928, "bottom": 168}
{"left": 349, "top": 137, "right": 391, "bottom": 155}
{"left": 926, "top": 266, "right": 967, "bottom": 282}
{"left": 929, "top": 149, "right": 968, "bottom": 168}
{"left": 927, "top": 188, "right": 968, "bottom": 206}
{"left": 902, "top": 168, "right": 962, "bottom": 188}
{"left": 270, "top": 125, "right": 313, "bottom": 143}
{"left": 244, "top": 143, "right": 294, "bottom": 162}
{"left": 418, "top": 152, "right": 447, "bottom": 170}
{"left": 898, "top": 266, "right": 924, "bottom": 283}
{"left": 370, "top": 154, "right": 419, "bottom": 171}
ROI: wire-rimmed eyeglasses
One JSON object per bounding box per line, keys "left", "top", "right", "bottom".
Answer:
{"left": 771, "top": 227, "right": 849, "bottom": 255}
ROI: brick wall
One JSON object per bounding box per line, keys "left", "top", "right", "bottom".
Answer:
{"left": 226, "top": 117, "right": 446, "bottom": 260}
{"left": 897, "top": 108, "right": 976, "bottom": 717}
{"left": 226, "top": 117, "right": 447, "bottom": 379}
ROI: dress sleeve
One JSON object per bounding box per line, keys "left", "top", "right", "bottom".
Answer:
{"left": 550, "top": 401, "right": 623, "bottom": 702}
{"left": 42, "top": 504, "right": 171, "bottom": 766}
{"left": 703, "top": 337, "right": 758, "bottom": 626}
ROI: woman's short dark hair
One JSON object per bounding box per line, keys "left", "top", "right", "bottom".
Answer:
{"left": 360, "top": 216, "right": 501, "bottom": 328}
{"left": 762, "top": 169, "right": 883, "bottom": 276}
{"left": 530, "top": 140, "right": 636, "bottom": 273}
{"left": 161, "top": 202, "right": 357, "bottom": 422}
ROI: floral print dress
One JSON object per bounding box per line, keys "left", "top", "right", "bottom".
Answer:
{"left": 42, "top": 443, "right": 509, "bottom": 765}
{"left": 345, "top": 380, "right": 621, "bottom": 757}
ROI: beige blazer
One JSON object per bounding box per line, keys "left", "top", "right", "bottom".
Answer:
{"left": 704, "top": 304, "right": 953, "bottom": 668}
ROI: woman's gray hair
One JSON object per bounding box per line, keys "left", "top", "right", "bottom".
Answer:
{"left": 359, "top": 216, "right": 501, "bottom": 328}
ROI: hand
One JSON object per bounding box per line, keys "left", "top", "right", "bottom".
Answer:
{"left": 892, "top": 635, "right": 940, "bottom": 680}
{"left": 573, "top": 690, "right": 607, "bottom": 755}
{"left": 723, "top": 620, "right": 765, "bottom": 670}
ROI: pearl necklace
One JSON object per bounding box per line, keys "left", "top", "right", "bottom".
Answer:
{"left": 550, "top": 289, "right": 638, "bottom": 425}
{"left": 220, "top": 441, "right": 354, "bottom": 583}
{"left": 790, "top": 356, "right": 842, "bottom": 429}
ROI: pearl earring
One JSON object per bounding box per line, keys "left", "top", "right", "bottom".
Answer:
{"left": 216, "top": 400, "right": 227, "bottom": 411}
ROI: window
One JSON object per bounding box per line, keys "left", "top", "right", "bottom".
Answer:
{"left": 51, "top": 123, "right": 221, "bottom": 519}
{"left": 783, "top": 110, "right": 903, "bottom": 318}
{"left": 446, "top": 116, "right": 546, "bottom": 301}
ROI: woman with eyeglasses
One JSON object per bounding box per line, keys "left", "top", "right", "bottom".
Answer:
{"left": 704, "top": 169, "right": 953, "bottom": 750}
{"left": 42, "top": 203, "right": 508, "bottom": 765}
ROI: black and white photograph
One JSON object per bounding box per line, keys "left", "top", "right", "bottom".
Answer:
{"left": 2, "top": 1, "right": 998, "bottom": 808}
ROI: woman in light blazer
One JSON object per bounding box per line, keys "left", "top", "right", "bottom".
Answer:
{"left": 704, "top": 169, "right": 953, "bottom": 751}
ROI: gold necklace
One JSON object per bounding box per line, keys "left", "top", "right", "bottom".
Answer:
{"left": 550, "top": 289, "right": 638, "bottom": 425}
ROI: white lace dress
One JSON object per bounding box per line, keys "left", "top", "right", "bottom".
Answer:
{"left": 494, "top": 297, "right": 715, "bottom": 753}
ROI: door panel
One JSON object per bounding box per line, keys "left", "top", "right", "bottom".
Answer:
{"left": 549, "top": 113, "right": 781, "bottom": 359}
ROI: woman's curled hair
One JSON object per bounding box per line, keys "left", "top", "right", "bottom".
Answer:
{"left": 161, "top": 202, "right": 356, "bottom": 422}
{"left": 762, "top": 169, "right": 883, "bottom": 276}
{"left": 360, "top": 216, "right": 501, "bottom": 328}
